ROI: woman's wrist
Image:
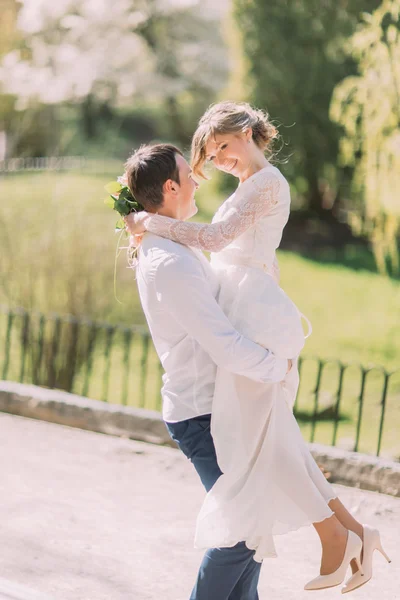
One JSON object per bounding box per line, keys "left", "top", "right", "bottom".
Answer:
{"left": 124, "top": 210, "right": 149, "bottom": 235}
{"left": 141, "top": 211, "right": 151, "bottom": 230}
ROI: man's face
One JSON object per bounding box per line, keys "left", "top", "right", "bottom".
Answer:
{"left": 172, "top": 154, "right": 199, "bottom": 220}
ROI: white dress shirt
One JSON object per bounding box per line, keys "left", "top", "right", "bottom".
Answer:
{"left": 136, "top": 233, "right": 288, "bottom": 423}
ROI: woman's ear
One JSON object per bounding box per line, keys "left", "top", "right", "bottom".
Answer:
{"left": 245, "top": 127, "right": 253, "bottom": 142}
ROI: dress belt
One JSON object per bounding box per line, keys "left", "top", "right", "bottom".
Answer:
{"left": 215, "top": 254, "right": 274, "bottom": 275}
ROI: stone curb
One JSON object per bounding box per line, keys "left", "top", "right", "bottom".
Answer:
{"left": 1, "top": 381, "right": 399, "bottom": 497}
{"left": 0, "top": 381, "right": 174, "bottom": 447}
{"left": 308, "top": 443, "right": 400, "bottom": 498}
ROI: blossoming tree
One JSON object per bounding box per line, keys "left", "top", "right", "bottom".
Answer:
{"left": 331, "top": 0, "right": 400, "bottom": 274}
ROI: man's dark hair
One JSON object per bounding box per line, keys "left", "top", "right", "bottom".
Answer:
{"left": 124, "top": 144, "right": 183, "bottom": 212}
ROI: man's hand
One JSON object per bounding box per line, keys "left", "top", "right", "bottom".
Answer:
{"left": 124, "top": 211, "right": 148, "bottom": 236}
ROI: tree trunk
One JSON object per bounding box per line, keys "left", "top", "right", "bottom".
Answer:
{"left": 304, "top": 158, "right": 330, "bottom": 218}
{"left": 165, "top": 96, "right": 189, "bottom": 146}
{"left": 82, "top": 94, "right": 97, "bottom": 140}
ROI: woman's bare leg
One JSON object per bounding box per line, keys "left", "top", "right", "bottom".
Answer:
{"left": 328, "top": 497, "right": 364, "bottom": 573}
{"left": 313, "top": 513, "right": 348, "bottom": 575}
{"left": 328, "top": 498, "right": 363, "bottom": 538}
{"left": 312, "top": 498, "right": 364, "bottom": 576}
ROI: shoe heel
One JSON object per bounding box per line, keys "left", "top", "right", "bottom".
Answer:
{"left": 354, "top": 554, "right": 364, "bottom": 576}
{"left": 377, "top": 543, "right": 391, "bottom": 563}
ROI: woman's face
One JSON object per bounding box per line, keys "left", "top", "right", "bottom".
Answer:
{"left": 204, "top": 130, "right": 252, "bottom": 178}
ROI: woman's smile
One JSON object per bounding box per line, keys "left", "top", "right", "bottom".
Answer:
{"left": 221, "top": 158, "right": 238, "bottom": 172}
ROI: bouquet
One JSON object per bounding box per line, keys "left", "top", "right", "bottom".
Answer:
{"left": 104, "top": 173, "right": 144, "bottom": 233}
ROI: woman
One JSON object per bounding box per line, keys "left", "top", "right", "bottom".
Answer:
{"left": 125, "top": 101, "right": 389, "bottom": 592}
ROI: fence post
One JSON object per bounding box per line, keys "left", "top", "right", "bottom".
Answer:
{"left": 121, "top": 329, "right": 133, "bottom": 406}
{"left": 377, "top": 372, "right": 390, "bottom": 457}
{"left": 82, "top": 323, "right": 98, "bottom": 398}
{"left": 310, "top": 360, "right": 324, "bottom": 443}
{"left": 19, "top": 311, "right": 30, "bottom": 383}
{"left": 139, "top": 335, "right": 150, "bottom": 409}
{"left": 331, "top": 364, "right": 346, "bottom": 447}
{"left": 354, "top": 367, "right": 368, "bottom": 453}
{"left": 33, "top": 313, "right": 46, "bottom": 385}
{"left": 48, "top": 317, "right": 62, "bottom": 389}
{"left": 1, "top": 311, "right": 14, "bottom": 380}
{"left": 101, "top": 325, "right": 115, "bottom": 402}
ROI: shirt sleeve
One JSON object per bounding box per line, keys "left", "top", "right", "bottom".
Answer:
{"left": 154, "top": 253, "right": 288, "bottom": 383}
{"left": 143, "top": 170, "right": 282, "bottom": 252}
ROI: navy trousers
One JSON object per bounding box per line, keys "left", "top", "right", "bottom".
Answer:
{"left": 165, "top": 414, "right": 262, "bottom": 600}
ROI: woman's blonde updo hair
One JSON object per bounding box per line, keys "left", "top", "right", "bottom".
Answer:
{"left": 191, "top": 101, "right": 279, "bottom": 179}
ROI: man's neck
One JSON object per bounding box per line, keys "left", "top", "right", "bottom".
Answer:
{"left": 149, "top": 207, "right": 187, "bottom": 220}
{"left": 154, "top": 209, "right": 180, "bottom": 219}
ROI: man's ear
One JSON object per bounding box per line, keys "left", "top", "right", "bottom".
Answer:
{"left": 164, "top": 178, "right": 178, "bottom": 195}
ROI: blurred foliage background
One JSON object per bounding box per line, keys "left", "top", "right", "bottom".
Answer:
{"left": 1, "top": 0, "right": 399, "bottom": 456}
{"left": 0, "top": 0, "right": 399, "bottom": 366}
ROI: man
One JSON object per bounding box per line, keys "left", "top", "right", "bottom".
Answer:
{"left": 124, "top": 144, "right": 290, "bottom": 600}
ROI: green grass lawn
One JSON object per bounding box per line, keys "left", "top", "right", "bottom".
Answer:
{"left": 1, "top": 170, "right": 399, "bottom": 458}
{"left": 2, "top": 170, "right": 398, "bottom": 367}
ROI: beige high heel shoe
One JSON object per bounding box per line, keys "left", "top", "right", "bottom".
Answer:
{"left": 304, "top": 531, "right": 363, "bottom": 591}
{"left": 341, "top": 525, "right": 391, "bottom": 594}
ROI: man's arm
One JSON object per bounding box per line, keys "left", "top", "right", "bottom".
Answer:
{"left": 155, "top": 254, "right": 288, "bottom": 383}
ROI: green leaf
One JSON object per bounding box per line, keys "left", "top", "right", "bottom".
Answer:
{"left": 103, "top": 196, "right": 115, "bottom": 209}
{"left": 118, "top": 187, "right": 130, "bottom": 200}
{"left": 115, "top": 198, "right": 131, "bottom": 216}
{"left": 105, "top": 181, "right": 122, "bottom": 194}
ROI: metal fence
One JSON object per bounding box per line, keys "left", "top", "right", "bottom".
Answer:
{"left": 1, "top": 305, "right": 399, "bottom": 460}
{"left": 0, "top": 156, "right": 121, "bottom": 174}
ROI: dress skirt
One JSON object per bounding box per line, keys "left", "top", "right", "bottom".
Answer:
{"left": 194, "top": 264, "right": 337, "bottom": 561}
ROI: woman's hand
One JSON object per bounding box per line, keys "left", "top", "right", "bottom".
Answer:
{"left": 129, "top": 234, "right": 143, "bottom": 249}
{"left": 124, "top": 211, "right": 148, "bottom": 236}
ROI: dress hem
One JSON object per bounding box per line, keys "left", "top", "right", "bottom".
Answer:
{"left": 194, "top": 494, "right": 339, "bottom": 561}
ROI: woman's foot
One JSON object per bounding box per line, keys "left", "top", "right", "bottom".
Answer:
{"left": 320, "top": 528, "right": 348, "bottom": 575}
{"left": 350, "top": 525, "right": 364, "bottom": 574}
{"left": 313, "top": 515, "right": 349, "bottom": 575}
{"left": 327, "top": 496, "right": 364, "bottom": 574}
{"left": 342, "top": 525, "right": 391, "bottom": 594}
{"left": 304, "top": 531, "right": 363, "bottom": 591}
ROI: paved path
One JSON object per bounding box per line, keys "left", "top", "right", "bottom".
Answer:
{"left": 0, "top": 413, "right": 398, "bottom": 600}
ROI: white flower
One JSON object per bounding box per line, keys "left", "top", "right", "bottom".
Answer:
{"left": 117, "top": 173, "right": 128, "bottom": 186}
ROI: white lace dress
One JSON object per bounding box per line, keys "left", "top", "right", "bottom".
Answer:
{"left": 143, "top": 165, "right": 337, "bottom": 560}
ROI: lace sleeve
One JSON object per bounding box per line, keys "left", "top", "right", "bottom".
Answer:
{"left": 143, "top": 170, "right": 282, "bottom": 252}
